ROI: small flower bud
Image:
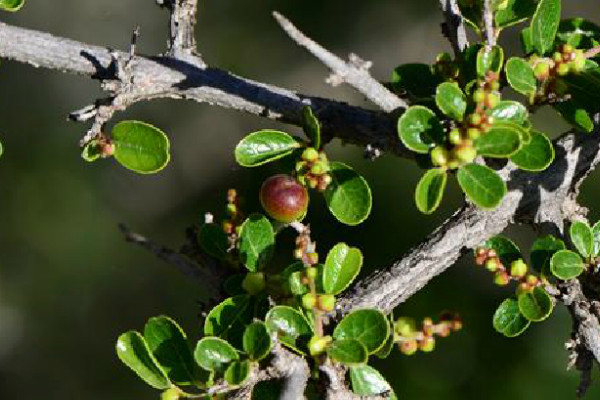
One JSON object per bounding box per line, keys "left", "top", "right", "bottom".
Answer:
{"left": 449, "top": 129, "right": 462, "bottom": 145}
{"left": 302, "top": 147, "right": 319, "bottom": 163}
{"left": 399, "top": 339, "right": 418, "bottom": 356}
{"left": 467, "top": 127, "right": 481, "bottom": 140}
{"left": 308, "top": 335, "right": 332, "bottom": 356}
{"left": 395, "top": 317, "right": 417, "bottom": 337}
{"left": 222, "top": 221, "right": 234, "bottom": 235}
{"left": 294, "top": 248, "right": 304, "bottom": 259}
{"left": 534, "top": 62, "right": 551, "bottom": 80}
{"left": 306, "top": 252, "right": 319, "bottom": 265}
{"left": 525, "top": 274, "right": 539, "bottom": 286}
{"left": 431, "top": 146, "right": 449, "bottom": 167}
{"left": 226, "top": 203, "right": 237, "bottom": 217}
{"left": 557, "top": 63, "right": 570, "bottom": 76}
{"left": 454, "top": 145, "right": 477, "bottom": 164}
{"left": 302, "top": 293, "right": 317, "bottom": 310}
{"left": 306, "top": 266, "right": 318, "bottom": 280}
{"left": 470, "top": 113, "right": 483, "bottom": 126}
{"left": 161, "top": 388, "right": 181, "bottom": 400}
{"left": 419, "top": 337, "right": 436, "bottom": 352}
{"left": 494, "top": 271, "right": 510, "bottom": 286}
{"left": 485, "top": 257, "right": 501, "bottom": 272}
{"left": 510, "top": 259, "right": 528, "bottom": 278}
{"left": 473, "top": 89, "right": 486, "bottom": 104}
{"left": 318, "top": 294, "right": 336, "bottom": 312}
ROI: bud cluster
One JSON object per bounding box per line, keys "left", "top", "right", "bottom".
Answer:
{"left": 474, "top": 248, "right": 540, "bottom": 294}
{"left": 296, "top": 147, "right": 332, "bottom": 192}
{"left": 532, "top": 44, "right": 587, "bottom": 102}
{"left": 395, "top": 313, "right": 462, "bottom": 356}
{"left": 221, "top": 189, "right": 244, "bottom": 246}
{"left": 98, "top": 135, "right": 116, "bottom": 158}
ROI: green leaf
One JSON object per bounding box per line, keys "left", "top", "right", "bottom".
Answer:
{"left": 374, "top": 327, "right": 394, "bottom": 359}
{"left": 477, "top": 46, "right": 504, "bottom": 78}
{"left": 397, "top": 106, "right": 444, "bottom": 154}
{"left": 489, "top": 101, "right": 529, "bottom": 126}
{"left": 593, "top": 221, "right": 600, "bottom": 256}
{"left": 225, "top": 360, "right": 251, "bottom": 386}
{"left": 144, "top": 316, "right": 197, "bottom": 385}
{"left": 81, "top": 140, "right": 102, "bottom": 162}
{"left": 570, "top": 221, "right": 593, "bottom": 258}
{"left": 505, "top": 57, "right": 537, "bottom": 96}
{"left": 495, "top": 0, "right": 536, "bottom": 28}
{"left": 435, "top": 82, "right": 467, "bottom": 121}
{"left": 194, "top": 337, "right": 239, "bottom": 373}
{"left": 481, "top": 235, "right": 521, "bottom": 266}
{"left": 234, "top": 130, "right": 301, "bottom": 167}
{"left": 553, "top": 101, "right": 594, "bottom": 133}
{"left": 198, "top": 223, "right": 229, "bottom": 260}
{"left": 333, "top": 309, "right": 389, "bottom": 354}
{"left": 561, "top": 70, "right": 600, "bottom": 112}
{"left": 112, "top": 121, "right": 170, "bottom": 174}
{"left": 204, "top": 295, "right": 253, "bottom": 349}
{"left": 116, "top": 331, "right": 171, "bottom": 389}
{"left": 521, "top": 27, "right": 535, "bottom": 54}
{"left": 0, "top": 0, "right": 24, "bottom": 12}
{"left": 511, "top": 131, "right": 554, "bottom": 171}
{"left": 530, "top": 0, "right": 561, "bottom": 55}
{"left": 323, "top": 162, "right": 372, "bottom": 226}
{"left": 323, "top": 243, "right": 363, "bottom": 295}
{"left": 457, "top": 163, "right": 507, "bottom": 209}
{"left": 493, "top": 298, "right": 531, "bottom": 337}
{"left": 238, "top": 214, "right": 275, "bottom": 272}
{"left": 302, "top": 106, "right": 321, "bottom": 149}
{"left": 475, "top": 123, "right": 523, "bottom": 157}
{"left": 531, "top": 235, "right": 565, "bottom": 275}
{"left": 518, "top": 287, "right": 554, "bottom": 322}
{"left": 391, "top": 63, "right": 439, "bottom": 99}
{"left": 557, "top": 18, "right": 600, "bottom": 49}
{"left": 415, "top": 168, "right": 447, "bottom": 214}
{"left": 349, "top": 365, "right": 393, "bottom": 396}
{"left": 265, "top": 306, "right": 313, "bottom": 351}
{"left": 243, "top": 322, "right": 272, "bottom": 361}
{"left": 550, "top": 250, "right": 584, "bottom": 280}
{"left": 327, "top": 339, "right": 368, "bottom": 366}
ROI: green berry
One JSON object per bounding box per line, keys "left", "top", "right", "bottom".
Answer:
{"left": 454, "top": 145, "right": 477, "bottom": 164}
{"left": 470, "top": 113, "right": 483, "bottom": 126}
{"left": 572, "top": 50, "right": 586, "bottom": 72}
{"left": 494, "top": 271, "right": 510, "bottom": 286}
{"left": 486, "top": 93, "right": 500, "bottom": 109}
{"left": 562, "top": 44, "right": 574, "bottom": 54}
{"left": 449, "top": 129, "right": 462, "bottom": 145}
{"left": 510, "top": 259, "right": 528, "bottom": 278}
{"left": 553, "top": 52, "right": 563, "bottom": 63}
{"left": 473, "top": 89, "right": 486, "bottom": 104}
{"left": 557, "top": 63, "right": 570, "bottom": 76}
{"left": 302, "top": 293, "right": 317, "bottom": 310}
{"left": 306, "top": 266, "right": 318, "bottom": 280}
{"left": 534, "top": 62, "right": 550, "bottom": 80}
{"left": 310, "top": 161, "right": 328, "bottom": 175}
{"left": 419, "top": 337, "right": 436, "bottom": 353}
{"left": 302, "top": 147, "right": 319, "bottom": 162}
{"left": 431, "top": 146, "right": 449, "bottom": 167}
{"left": 395, "top": 317, "right": 417, "bottom": 337}
{"left": 242, "top": 272, "right": 266, "bottom": 295}
{"left": 399, "top": 339, "right": 418, "bottom": 356}
{"left": 485, "top": 258, "right": 501, "bottom": 272}
{"left": 308, "top": 335, "right": 332, "bottom": 356}
{"left": 526, "top": 274, "right": 539, "bottom": 286}
{"left": 491, "top": 81, "right": 501, "bottom": 91}
{"left": 467, "top": 127, "right": 482, "bottom": 140}
{"left": 319, "top": 294, "right": 336, "bottom": 312}
{"left": 226, "top": 203, "right": 237, "bottom": 216}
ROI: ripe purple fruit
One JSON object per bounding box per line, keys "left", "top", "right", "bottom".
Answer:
{"left": 260, "top": 175, "right": 309, "bottom": 223}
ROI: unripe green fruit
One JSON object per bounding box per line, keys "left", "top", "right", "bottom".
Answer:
{"left": 431, "top": 146, "right": 449, "bottom": 167}
{"left": 227, "top": 203, "right": 237, "bottom": 216}
{"left": 399, "top": 339, "right": 418, "bottom": 356}
{"left": 553, "top": 52, "right": 563, "bottom": 63}
{"left": 295, "top": 161, "right": 307, "bottom": 173}
{"left": 419, "top": 337, "right": 436, "bottom": 353}
{"left": 454, "top": 145, "right": 477, "bottom": 164}
{"left": 491, "top": 81, "right": 501, "bottom": 91}
{"left": 310, "top": 161, "right": 328, "bottom": 175}
{"left": 470, "top": 113, "right": 483, "bottom": 126}
{"left": 526, "top": 274, "right": 539, "bottom": 286}
{"left": 473, "top": 89, "right": 486, "bottom": 104}
{"left": 562, "top": 44, "right": 574, "bottom": 54}
{"left": 242, "top": 272, "right": 266, "bottom": 295}
{"left": 557, "top": 63, "right": 570, "bottom": 76}
{"left": 306, "top": 266, "right": 318, "bottom": 280}
{"left": 302, "top": 293, "right": 317, "bottom": 310}
{"left": 534, "top": 62, "right": 550, "bottom": 80}
{"left": 302, "top": 147, "right": 319, "bottom": 163}
{"left": 395, "top": 317, "right": 417, "bottom": 337}
{"left": 161, "top": 388, "right": 180, "bottom": 400}
{"left": 494, "top": 271, "right": 510, "bottom": 286}
{"left": 308, "top": 335, "right": 332, "bottom": 356}
{"left": 467, "top": 127, "right": 482, "bottom": 140}
{"left": 572, "top": 51, "right": 586, "bottom": 72}
{"left": 485, "top": 258, "right": 500, "bottom": 272}
{"left": 260, "top": 175, "right": 309, "bottom": 223}
{"left": 449, "top": 129, "right": 462, "bottom": 145}
{"left": 319, "top": 294, "right": 336, "bottom": 312}
{"left": 486, "top": 93, "right": 500, "bottom": 109}
{"left": 510, "top": 259, "right": 528, "bottom": 278}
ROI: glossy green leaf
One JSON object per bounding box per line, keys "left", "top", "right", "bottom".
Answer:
{"left": 281, "top": 262, "right": 306, "bottom": 295}
{"left": 593, "top": 221, "right": 600, "bottom": 256}
{"left": 116, "top": 331, "right": 171, "bottom": 389}
{"left": 477, "top": 46, "right": 504, "bottom": 78}
{"left": 489, "top": 101, "right": 529, "bottom": 126}
{"left": 0, "top": 0, "right": 25, "bottom": 12}
{"left": 495, "top": 0, "right": 536, "bottom": 28}
{"left": 493, "top": 298, "right": 530, "bottom": 337}
{"left": 198, "top": 223, "right": 229, "bottom": 260}
{"left": 551, "top": 250, "right": 584, "bottom": 280}
{"left": 243, "top": 322, "right": 272, "bottom": 361}
{"left": 557, "top": 18, "right": 600, "bottom": 49}
{"left": 570, "top": 221, "right": 593, "bottom": 258}
{"left": 225, "top": 360, "right": 251, "bottom": 386}
{"left": 349, "top": 365, "right": 393, "bottom": 396}
{"left": 561, "top": 70, "right": 600, "bottom": 112}
{"left": 265, "top": 306, "right": 312, "bottom": 351}
{"left": 144, "top": 316, "right": 196, "bottom": 385}
{"left": 81, "top": 140, "right": 102, "bottom": 162}
{"left": 234, "top": 130, "right": 301, "bottom": 167}
{"left": 397, "top": 106, "right": 444, "bottom": 154}
{"left": 518, "top": 287, "right": 554, "bottom": 322}
{"left": 327, "top": 339, "right": 368, "bottom": 365}
{"left": 521, "top": 27, "right": 535, "bottom": 54}
{"left": 531, "top": 235, "right": 565, "bottom": 275}
{"left": 481, "top": 235, "right": 521, "bottom": 266}
{"left": 112, "top": 121, "right": 170, "bottom": 174}
{"left": 288, "top": 273, "right": 309, "bottom": 296}
{"left": 530, "top": 0, "right": 561, "bottom": 55}
{"left": 415, "top": 168, "right": 447, "bottom": 214}
{"left": 238, "top": 214, "right": 275, "bottom": 272}
{"left": 505, "top": 57, "right": 536, "bottom": 96}
{"left": 511, "top": 131, "right": 554, "bottom": 171}
{"left": 302, "top": 106, "right": 321, "bottom": 149}
{"left": 553, "top": 101, "right": 594, "bottom": 133}
{"left": 194, "top": 337, "right": 239, "bottom": 373}
{"left": 333, "top": 310, "right": 389, "bottom": 354}
{"left": 475, "top": 123, "right": 523, "bottom": 157}
{"left": 323, "top": 243, "right": 363, "bottom": 295}
{"left": 435, "top": 82, "right": 467, "bottom": 121}
{"left": 204, "top": 295, "right": 253, "bottom": 349}
{"left": 457, "top": 163, "right": 507, "bottom": 209}
{"left": 323, "top": 162, "right": 372, "bottom": 226}
{"left": 391, "top": 63, "right": 439, "bottom": 98}
{"left": 374, "top": 320, "right": 394, "bottom": 360}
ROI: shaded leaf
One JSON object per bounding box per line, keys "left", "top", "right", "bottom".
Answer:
{"left": 323, "top": 162, "right": 372, "bottom": 226}
{"left": 415, "top": 168, "right": 447, "bottom": 214}
{"left": 511, "top": 131, "right": 554, "bottom": 171}
{"left": 397, "top": 106, "right": 444, "bottom": 154}
{"left": 493, "top": 298, "right": 530, "bottom": 337}
{"left": 457, "top": 163, "right": 507, "bottom": 209}
{"left": 204, "top": 295, "right": 253, "bottom": 349}
{"left": 481, "top": 235, "right": 521, "bottom": 266}
{"left": 225, "top": 360, "right": 251, "bottom": 386}
{"left": 198, "top": 223, "right": 229, "bottom": 260}
{"left": 553, "top": 101, "right": 594, "bottom": 133}
{"left": 495, "top": 0, "right": 536, "bottom": 28}
{"left": 243, "top": 322, "right": 272, "bottom": 361}
{"left": 116, "top": 331, "right": 171, "bottom": 389}
{"left": 530, "top": 235, "right": 565, "bottom": 275}
{"left": 327, "top": 339, "right": 368, "bottom": 365}
{"left": 557, "top": 18, "right": 600, "bottom": 49}
{"left": 238, "top": 214, "right": 275, "bottom": 272}
{"left": 391, "top": 63, "right": 439, "bottom": 98}
{"left": 518, "top": 287, "right": 553, "bottom": 322}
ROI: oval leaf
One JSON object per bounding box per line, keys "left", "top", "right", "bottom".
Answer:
{"left": 511, "top": 131, "right": 554, "bottom": 171}
{"left": 530, "top": 0, "right": 561, "bottom": 55}
{"left": 518, "top": 287, "right": 554, "bottom": 322}
{"left": 489, "top": 101, "right": 529, "bottom": 126}
{"left": 265, "top": 306, "right": 313, "bottom": 351}
{"left": 116, "top": 331, "right": 171, "bottom": 389}
{"left": 435, "top": 82, "right": 467, "bottom": 121}
{"left": 551, "top": 250, "right": 585, "bottom": 280}
{"left": 327, "top": 339, "right": 368, "bottom": 366}
{"left": 333, "top": 310, "right": 389, "bottom": 354}
{"left": 243, "top": 322, "right": 272, "bottom": 361}
{"left": 323, "top": 162, "right": 372, "bottom": 226}
{"left": 194, "top": 337, "right": 238, "bottom": 373}
{"left": 475, "top": 123, "right": 523, "bottom": 157}
{"left": 112, "top": 121, "right": 170, "bottom": 174}
{"left": 144, "top": 316, "right": 197, "bottom": 385}
{"left": 198, "top": 223, "right": 229, "bottom": 260}
{"left": 592, "top": 221, "right": 600, "bottom": 256}
{"left": 234, "top": 130, "right": 300, "bottom": 167}
{"left": 238, "top": 214, "right": 275, "bottom": 272}
{"left": 225, "top": 360, "right": 251, "bottom": 386}
{"left": 0, "top": 0, "right": 24, "bottom": 12}
{"left": 323, "top": 243, "right": 363, "bottom": 295}
{"left": 531, "top": 235, "right": 566, "bottom": 275}
{"left": 415, "top": 168, "right": 447, "bottom": 214}
{"left": 493, "top": 298, "right": 530, "bottom": 337}
{"left": 204, "top": 295, "right": 253, "bottom": 349}
{"left": 505, "top": 57, "right": 536, "bottom": 96}
{"left": 477, "top": 46, "right": 504, "bottom": 78}
{"left": 570, "top": 221, "right": 593, "bottom": 258}
{"left": 349, "top": 365, "right": 393, "bottom": 397}
{"left": 457, "top": 164, "right": 507, "bottom": 209}
{"left": 397, "top": 106, "right": 443, "bottom": 154}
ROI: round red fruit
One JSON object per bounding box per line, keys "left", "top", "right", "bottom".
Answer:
{"left": 260, "top": 175, "right": 309, "bottom": 223}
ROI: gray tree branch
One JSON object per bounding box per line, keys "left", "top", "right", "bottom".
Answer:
{"left": 439, "top": 0, "right": 469, "bottom": 57}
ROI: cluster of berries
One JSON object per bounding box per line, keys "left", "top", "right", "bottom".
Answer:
{"left": 532, "top": 44, "right": 586, "bottom": 101}
{"left": 475, "top": 248, "right": 540, "bottom": 293}
{"left": 221, "top": 189, "right": 244, "bottom": 242}
{"left": 395, "top": 313, "right": 462, "bottom": 355}
{"left": 296, "top": 147, "right": 332, "bottom": 192}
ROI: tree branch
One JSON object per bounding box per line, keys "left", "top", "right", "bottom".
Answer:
{"left": 157, "top": 0, "right": 205, "bottom": 66}
{"left": 439, "top": 0, "right": 469, "bottom": 57}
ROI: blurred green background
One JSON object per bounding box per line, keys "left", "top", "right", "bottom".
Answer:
{"left": 1, "top": 1, "right": 600, "bottom": 399}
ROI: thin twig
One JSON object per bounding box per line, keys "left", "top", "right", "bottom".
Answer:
{"left": 482, "top": 0, "right": 496, "bottom": 48}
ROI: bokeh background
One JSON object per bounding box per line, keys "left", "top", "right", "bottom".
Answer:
{"left": 1, "top": 1, "right": 600, "bottom": 399}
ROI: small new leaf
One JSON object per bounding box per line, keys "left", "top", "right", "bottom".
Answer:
{"left": 323, "top": 243, "right": 363, "bottom": 295}
{"left": 398, "top": 106, "right": 444, "bottom": 154}
{"left": 194, "top": 337, "right": 239, "bottom": 373}
{"left": 415, "top": 168, "right": 447, "bottom": 214}
{"left": 302, "top": 106, "right": 321, "bottom": 149}
{"left": 457, "top": 164, "right": 506, "bottom": 209}
{"left": 243, "top": 322, "right": 272, "bottom": 361}
{"left": 550, "top": 250, "right": 584, "bottom": 280}
{"left": 323, "top": 162, "right": 372, "bottom": 226}
{"left": 518, "top": 287, "right": 553, "bottom": 322}
{"left": 493, "top": 298, "right": 530, "bottom": 337}
{"left": 112, "top": 121, "right": 170, "bottom": 174}
{"left": 435, "top": 82, "right": 467, "bottom": 121}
